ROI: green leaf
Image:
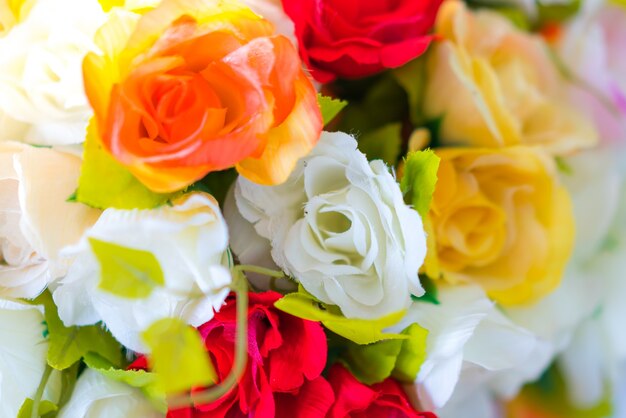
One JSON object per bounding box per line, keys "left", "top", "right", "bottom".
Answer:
{"left": 274, "top": 288, "right": 407, "bottom": 345}
{"left": 393, "top": 58, "right": 427, "bottom": 125}
{"left": 537, "top": 0, "right": 580, "bottom": 24}
{"left": 142, "top": 318, "right": 216, "bottom": 394}
{"left": 357, "top": 123, "right": 402, "bottom": 165}
{"left": 400, "top": 149, "right": 440, "bottom": 217}
{"left": 318, "top": 94, "right": 347, "bottom": 126}
{"left": 76, "top": 120, "right": 174, "bottom": 210}
{"left": 555, "top": 156, "right": 573, "bottom": 175}
{"left": 84, "top": 352, "right": 167, "bottom": 411}
{"left": 188, "top": 169, "right": 238, "bottom": 207}
{"left": 410, "top": 275, "right": 440, "bottom": 305}
{"left": 32, "top": 292, "right": 124, "bottom": 370}
{"left": 392, "top": 323, "right": 429, "bottom": 382}
{"left": 339, "top": 323, "right": 428, "bottom": 385}
{"left": 89, "top": 238, "right": 165, "bottom": 299}
{"left": 17, "top": 399, "right": 57, "bottom": 418}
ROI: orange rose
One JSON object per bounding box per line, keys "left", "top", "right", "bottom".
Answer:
{"left": 84, "top": 0, "right": 322, "bottom": 192}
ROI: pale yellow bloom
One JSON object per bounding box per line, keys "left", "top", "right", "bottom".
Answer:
{"left": 424, "top": 0, "right": 597, "bottom": 155}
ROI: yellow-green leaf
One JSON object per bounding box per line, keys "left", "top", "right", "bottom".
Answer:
{"left": 76, "top": 121, "right": 174, "bottom": 210}
{"left": 358, "top": 123, "right": 402, "bottom": 165}
{"left": 400, "top": 149, "right": 440, "bottom": 217}
{"left": 17, "top": 399, "right": 57, "bottom": 418}
{"left": 142, "top": 318, "right": 216, "bottom": 394}
{"left": 89, "top": 238, "right": 165, "bottom": 299}
{"left": 318, "top": 94, "right": 347, "bottom": 126}
{"left": 274, "top": 289, "right": 407, "bottom": 345}
{"left": 392, "top": 323, "right": 429, "bottom": 382}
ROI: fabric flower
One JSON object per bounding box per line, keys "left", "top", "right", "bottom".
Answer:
{"left": 423, "top": 0, "right": 597, "bottom": 155}
{"left": 327, "top": 363, "right": 437, "bottom": 418}
{"left": 52, "top": 192, "right": 231, "bottom": 352}
{"left": 233, "top": 131, "right": 426, "bottom": 319}
{"left": 0, "top": 299, "right": 61, "bottom": 418}
{"left": 426, "top": 147, "right": 574, "bottom": 305}
{"left": 57, "top": 369, "right": 164, "bottom": 418}
{"left": 557, "top": 0, "right": 626, "bottom": 143}
{"left": 83, "top": 0, "right": 322, "bottom": 193}
{"left": 0, "top": 0, "right": 106, "bottom": 145}
{"left": 0, "top": 142, "right": 100, "bottom": 298}
{"left": 282, "top": 0, "right": 443, "bottom": 82}
{"left": 132, "top": 291, "right": 334, "bottom": 417}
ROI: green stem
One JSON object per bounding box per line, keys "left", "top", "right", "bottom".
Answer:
{"left": 31, "top": 364, "right": 53, "bottom": 418}
{"left": 166, "top": 272, "right": 249, "bottom": 409}
{"left": 234, "top": 265, "right": 285, "bottom": 278}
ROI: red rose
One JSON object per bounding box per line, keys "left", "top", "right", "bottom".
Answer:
{"left": 282, "top": 0, "right": 443, "bottom": 82}
{"left": 326, "top": 364, "right": 438, "bottom": 418}
{"left": 135, "top": 291, "right": 334, "bottom": 418}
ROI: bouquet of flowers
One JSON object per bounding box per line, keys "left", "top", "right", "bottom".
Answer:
{"left": 1, "top": 0, "right": 625, "bottom": 416}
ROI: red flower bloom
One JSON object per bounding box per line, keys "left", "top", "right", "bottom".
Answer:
{"left": 326, "top": 364, "right": 437, "bottom": 418}
{"left": 282, "top": 0, "right": 443, "bottom": 82}
{"left": 131, "top": 291, "right": 334, "bottom": 418}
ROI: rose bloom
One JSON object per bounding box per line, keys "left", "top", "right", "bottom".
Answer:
{"left": 83, "top": 0, "right": 322, "bottom": 193}
{"left": 557, "top": 0, "right": 626, "bottom": 143}
{"left": 423, "top": 0, "right": 597, "bottom": 155}
{"left": 52, "top": 192, "right": 231, "bottom": 352}
{"left": 131, "top": 291, "right": 334, "bottom": 417}
{"left": 0, "top": 142, "right": 99, "bottom": 298}
{"left": 327, "top": 364, "right": 437, "bottom": 418}
{"left": 0, "top": 0, "right": 106, "bottom": 145}
{"left": 426, "top": 147, "right": 574, "bottom": 305}
{"left": 232, "top": 131, "right": 427, "bottom": 319}
{"left": 282, "top": 0, "right": 443, "bottom": 82}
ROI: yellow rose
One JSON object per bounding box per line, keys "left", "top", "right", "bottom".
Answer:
{"left": 423, "top": 0, "right": 597, "bottom": 155}
{"left": 426, "top": 147, "right": 574, "bottom": 305}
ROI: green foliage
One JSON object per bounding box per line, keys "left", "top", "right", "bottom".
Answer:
{"left": 537, "top": 0, "right": 581, "bottom": 24}
{"left": 274, "top": 287, "right": 407, "bottom": 345}
{"left": 400, "top": 149, "right": 440, "bottom": 217}
{"left": 357, "top": 123, "right": 402, "bottom": 165}
{"left": 188, "top": 169, "right": 238, "bottom": 208}
{"left": 555, "top": 156, "right": 574, "bottom": 175}
{"left": 393, "top": 58, "right": 427, "bottom": 126}
{"left": 142, "top": 318, "right": 216, "bottom": 395}
{"left": 32, "top": 292, "right": 124, "bottom": 371}
{"left": 17, "top": 399, "right": 57, "bottom": 418}
{"left": 89, "top": 238, "right": 165, "bottom": 299}
{"left": 411, "top": 275, "right": 440, "bottom": 305}
{"left": 339, "top": 323, "right": 428, "bottom": 385}
{"left": 317, "top": 94, "right": 348, "bottom": 126}
{"left": 76, "top": 121, "right": 174, "bottom": 210}
{"left": 84, "top": 353, "right": 166, "bottom": 411}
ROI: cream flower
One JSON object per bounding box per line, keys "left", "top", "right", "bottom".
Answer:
{"left": 57, "top": 369, "right": 164, "bottom": 418}
{"left": 423, "top": 0, "right": 597, "bottom": 155}
{"left": 52, "top": 192, "right": 231, "bottom": 352}
{"left": 233, "top": 131, "right": 426, "bottom": 319}
{"left": 0, "top": 142, "right": 100, "bottom": 298}
{"left": 0, "top": 0, "right": 106, "bottom": 145}
{"left": 0, "top": 299, "right": 61, "bottom": 418}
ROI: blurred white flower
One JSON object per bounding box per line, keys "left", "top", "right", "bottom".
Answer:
{"left": 0, "top": 142, "right": 100, "bottom": 298}
{"left": 0, "top": 0, "right": 106, "bottom": 145}
{"left": 0, "top": 299, "right": 61, "bottom": 418}
{"left": 57, "top": 369, "right": 163, "bottom": 418}
{"left": 233, "top": 131, "right": 426, "bottom": 319}
{"left": 52, "top": 192, "right": 231, "bottom": 353}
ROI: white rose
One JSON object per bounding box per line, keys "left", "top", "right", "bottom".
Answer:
{"left": 233, "top": 131, "right": 426, "bottom": 319}
{"left": 0, "top": 142, "right": 100, "bottom": 298}
{"left": 57, "top": 369, "right": 164, "bottom": 418}
{"left": 0, "top": 0, "right": 106, "bottom": 145}
{"left": 52, "top": 192, "right": 231, "bottom": 352}
{"left": 0, "top": 299, "right": 61, "bottom": 418}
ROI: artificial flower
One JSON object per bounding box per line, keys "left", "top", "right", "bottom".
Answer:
{"left": 52, "top": 192, "right": 231, "bottom": 352}
{"left": 57, "top": 369, "right": 164, "bottom": 418}
{"left": 327, "top": 363, "right": 437, "bottom": 418}
{"left": 0, "top": 299, "right": 61, "bottom": 418}
{"left": 556, "top": 0, "right": 626, "bottom": 143}
{"left": 233, "top": 131, "right": 426, "bottom": 319}
{"left": 132, "top": 291, "right": 334, "bottom": 417}
{"left": 83, "top": 0, "right": 322, "bottom": 193}
{"left": 0, "top": 0, "right": 106, "bottom": 145}
{"left": 427, "top": 147, "right": 574, "bottom": 305}
{"left": 0, "top": 142, "right": 100, "bottom": 298}
{"left": 423, "top": 0, "right": 597, "bottom": 155}
{"left": 282, "top": 0, "right": 443, "bottom": 82}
